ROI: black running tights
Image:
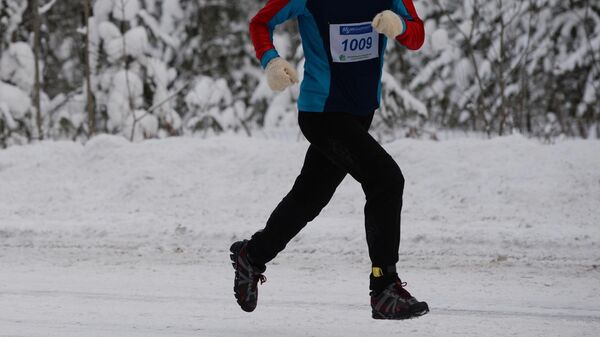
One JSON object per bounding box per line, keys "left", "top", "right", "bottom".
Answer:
{"left": 246, "top": 111, "right": 405, "bottom": 270}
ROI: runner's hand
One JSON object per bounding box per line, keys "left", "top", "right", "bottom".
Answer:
{"left": 265, "top": 57, "right": 299, "bottom": 92}
{"left": 372, "top": 10, "right": 405, "bottom": 40}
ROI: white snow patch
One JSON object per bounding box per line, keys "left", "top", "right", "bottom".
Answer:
{"left": 93, "top": 0, "right": 113, "bottom": 24}
{"left": 123, "top": 110, "right": 159, "bottom": 142}
{"left": 431, "top": 28, "right": 449, "bottom": 52}
{"left": 106, "top": 70, "right": 144, "bottom": 132}
{"left": 0, "top": 80, "right": 31, "bottom": 119}
{"left": 160, "top": 0, "right": 184, "bottom": 35}
{"left": 112, "top": 0, "right": 140, "bottom": 22}
{"left": 0, "top": 42, "right": 36, "bottom": 92}
{"left": 0, "top": 102, "right": 18, "bottom": 129}
{"left": 124, "top": 26, "right": 149, "bottom": 58}
{"left": 185, "top": 77, "right": 232, "bottom": 112}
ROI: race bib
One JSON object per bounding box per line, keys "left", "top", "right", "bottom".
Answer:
{"left": 329, "top": 22, "right": 379, "bottom": 63}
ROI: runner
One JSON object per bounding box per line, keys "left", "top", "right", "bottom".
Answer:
{"left": 230, "top": 0, "right": 428, "bottom": 320}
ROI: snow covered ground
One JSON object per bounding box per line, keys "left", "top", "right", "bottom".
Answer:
{"left": 1, "top": 134, "right": 599, "bottom": 336}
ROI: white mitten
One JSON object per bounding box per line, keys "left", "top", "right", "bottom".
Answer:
{"left": 265, "top": 57, "right": 299, "bottom": 92}
{"left": 372, "top": 10, "right": 405, "bottom": 40}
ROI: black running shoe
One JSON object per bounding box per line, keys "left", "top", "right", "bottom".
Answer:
{"left": 230, "top": 240, "right": 266, "bottom": 312}
{"left": 371, "top": 278, "right": 429, "bottom": 319}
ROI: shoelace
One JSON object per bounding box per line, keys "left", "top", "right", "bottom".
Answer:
{"left": 249, "top": 274, "right": 267, "bottom": 291}
{"left": 394, "top": 280, "right": 413, "bottom": 300}
{"left": 257, "top": 274, "right": 267, "bottom": 285}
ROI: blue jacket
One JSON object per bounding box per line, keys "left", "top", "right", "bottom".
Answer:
{"left": 250, "top": 0, "right": 424, "bottom": 115}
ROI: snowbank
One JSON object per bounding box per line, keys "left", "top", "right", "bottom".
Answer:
{"left": 0, "top": 135, "right": 598, "bottom": 269}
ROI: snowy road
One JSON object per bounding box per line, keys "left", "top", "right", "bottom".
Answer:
{"left": 1, "top": 135, "right": 599, "bottom": 336}
{"left": 1, "top": 262, "right": 599, "bottom": 337}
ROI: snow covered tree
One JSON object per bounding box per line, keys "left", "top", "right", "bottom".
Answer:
{"left": 184, "top": 75, "right": 250, "bottom": 135}
{"left": 374, "top": 71, "right": 431, "bottom": 141}
{"left": 395, "top": 0, "right": 600, "bottom": 138}
{"left": 1, "top": 0, "right": 599, "bottom": 147}
{"left": 175, "top": 0, "right": 278, "bottom": 135}
{"left": 83, "top": 0, "right": 181, "bottom": 141}
{"left": 0, "top": 0, "right": 47, "bottom": 146}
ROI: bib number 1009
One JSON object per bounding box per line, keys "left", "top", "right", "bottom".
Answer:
{"left": 341, "top": 37, "right": 373, "bottom": 52}
{"left": 329, "top": 21, "right": 379, "bottom": 63}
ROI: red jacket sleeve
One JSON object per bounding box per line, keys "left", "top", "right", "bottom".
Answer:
{"left": 392, "top": 0, "right": 425, "bottom": 50}
{"left": 249, "top": 0, "right": 306, "bottom": 68}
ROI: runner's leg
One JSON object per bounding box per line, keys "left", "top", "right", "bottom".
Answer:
{"left": 298, "top": 112, "right": 404, "bottom": 271}
{"left": 246, "top": 144, "right": 347, "bottom": 268}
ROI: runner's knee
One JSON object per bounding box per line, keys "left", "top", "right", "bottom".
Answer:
{"left": 365, "top": 160, "right": 404, "bottom": 200}
{"left": 385, "top": 166, "right": 405, "bottom": 197}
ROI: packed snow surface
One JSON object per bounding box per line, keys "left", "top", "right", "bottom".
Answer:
{"left": 0, "top": 134, "right": 599, "bottom": 336}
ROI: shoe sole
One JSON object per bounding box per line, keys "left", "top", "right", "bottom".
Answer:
{"left": 372, "top": 307, "right": 430, "bottom": 320}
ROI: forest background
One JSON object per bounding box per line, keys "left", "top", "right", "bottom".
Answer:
{"left": 0, "top": 0, "right": 598, "bottom": 147}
